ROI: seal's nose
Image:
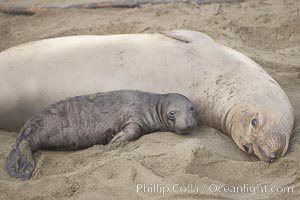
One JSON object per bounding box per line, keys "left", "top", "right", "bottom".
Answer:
{"left": 268, "top": 154, "right": 277, "bottom": 163}
{"left": 185, "top": 119, "right": 196, "bottom": 130}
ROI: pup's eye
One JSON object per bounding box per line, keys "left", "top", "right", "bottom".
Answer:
{"left": 189, "top": 106, "right": 194, "bottom": 112}
{"left": 169, "top": 111, "right": 175, "bottom": 116}
{"left": 168, "top": 111, "right": 176, "bottom": 120}
{"left": 251, "top": 118, "right": 259, "bottom": 128}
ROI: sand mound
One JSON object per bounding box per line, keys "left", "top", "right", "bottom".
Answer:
{"left": 0, "top": 0, "right": 299, "bottom": 199}
{"left": 1, "top": 127, "right": 299, "bottom": 199}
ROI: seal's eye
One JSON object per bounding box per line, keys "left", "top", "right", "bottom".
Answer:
{"left": 168, "top": 111, "right": 176, "bottom": 120}
{"left": 251, "top": 118, "right": 259, "bottom": 128}
{"left": 189, "top": 106, "right": 194, "bottom": 112}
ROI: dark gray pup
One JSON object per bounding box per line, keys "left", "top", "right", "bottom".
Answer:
{"left": 6, "top": 90, "right": 197, "bottom": 180}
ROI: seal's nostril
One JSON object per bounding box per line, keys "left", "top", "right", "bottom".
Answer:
{"left": 269, "top": 154, "right": 276, "bottom": 163}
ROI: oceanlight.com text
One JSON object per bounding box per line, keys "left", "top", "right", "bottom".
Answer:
{"left": 136, "top": 183, "right": 294, "bottom": 196}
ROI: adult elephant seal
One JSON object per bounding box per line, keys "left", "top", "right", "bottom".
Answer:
{"left": 6, "top": 90, "right": 197, "bottom": 180}
{"left": 0, "top": 30, "right": 294, "bottom": 163}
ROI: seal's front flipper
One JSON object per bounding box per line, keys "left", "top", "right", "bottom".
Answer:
{"left": 6, "top": 140, "right": 35, "bottom": 180}
{"left": 161, "top": 30, "right": 214, "bottom": 44}
{"left": 110, "top": 123, "right": 141, "bottom": 144}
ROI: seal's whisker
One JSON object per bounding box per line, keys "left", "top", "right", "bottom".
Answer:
{"left": 274, "top": 112, "right": 290, "bottom": 141}
{"left": 275, "top": 112, "right": 285, "bottom": 132}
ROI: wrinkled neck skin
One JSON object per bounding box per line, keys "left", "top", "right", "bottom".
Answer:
{"left": 158, "top": 95, "right": 181, "bottom": 133}
{"left": 224, "top": 103, "right": 294, "bottom": 162}
{"left": 140, "top": 95, "right": 171, "bottom": 134}
{"left": 156, "top": 96, "right": 173, "bottom": 132}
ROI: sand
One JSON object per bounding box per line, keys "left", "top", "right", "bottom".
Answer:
{"left": 0, "top": 0, "right": 299, "bottom": 199}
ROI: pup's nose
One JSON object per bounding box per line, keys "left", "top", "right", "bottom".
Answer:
{"left": 185, "top": 119, "right": 196, "bottom": 130}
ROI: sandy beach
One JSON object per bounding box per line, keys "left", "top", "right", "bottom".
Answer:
{"left": 0, "top": 0, "right": 299, "bottom": 199}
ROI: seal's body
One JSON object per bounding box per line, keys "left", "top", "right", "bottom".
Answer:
{"left": 0, "top": 30, "right": 294, "bottom": 163}
{"left": 6, "top": 90, "right": 197, "bottom": 180}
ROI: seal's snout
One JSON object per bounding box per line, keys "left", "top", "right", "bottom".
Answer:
{"left": 263, "top": 132, "right": 287, "bottom": 162}
{"left": 244, "top": 140, "right": 279, "bottom": 162}
{"left": 255, "top": 141, "right": 282, "bottom": 163}
{"left": 182, "top": 123, "right": 195, "bottom": 133}
{"left": 186, "top": 117, "right": 197, "bottom": 130}
{"left": 176, "top": 120, "right": 196, "bottom": 135}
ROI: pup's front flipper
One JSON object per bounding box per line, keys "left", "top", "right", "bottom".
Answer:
{"left": 6, "top": 140, "right": 35, "bottom": 180}
{"left": 110, "top": 123, "right": 141, "bottom": 143}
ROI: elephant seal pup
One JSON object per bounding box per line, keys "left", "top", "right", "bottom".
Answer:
{"left": 6, "top": 90, "right": 197, "bottom": 180}
{"left": 0, "top": 30, "right": 294, "bottom": 162}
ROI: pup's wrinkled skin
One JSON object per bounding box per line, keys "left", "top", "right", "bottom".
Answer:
{"left": 6, "top": 90, "right": 197, "bottom": 180}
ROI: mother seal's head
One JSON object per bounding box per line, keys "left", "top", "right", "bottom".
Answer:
{"left": 227, "top": 104, "right": 294, "bottom": 163}
{"left": 163, "top": 93, "right": 197, "bottom": 135}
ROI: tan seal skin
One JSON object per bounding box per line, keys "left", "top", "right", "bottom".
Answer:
{"left": 0, "top": 30, "right": 294, "bottom": 163}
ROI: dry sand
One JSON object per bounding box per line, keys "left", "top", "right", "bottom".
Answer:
{"left": 0, "top": 0, "right": 299, "bottom": 199}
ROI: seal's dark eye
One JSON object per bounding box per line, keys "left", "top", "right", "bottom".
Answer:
{"left": 168, "top": 111, "right": 176, "bottom": 120}
{"left": 251, "top": 118, "right": 259, "bottom": 128}
{"left": 189, "top": 106, "right": 194, "bottom": 112}
{"left": 169, "top": 111, "right": 175, "bottom": 116}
